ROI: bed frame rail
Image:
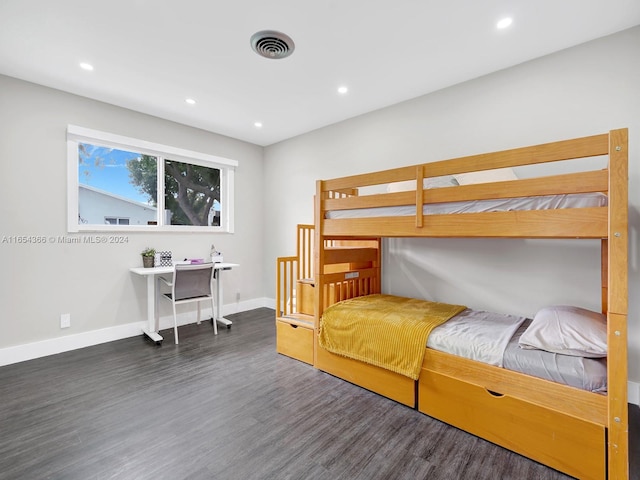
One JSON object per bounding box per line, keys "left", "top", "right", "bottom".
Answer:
{"left": 275, "top": 255, "right": 298, "bottom": 319}
{"left": 317, "top": 132, "right": 614, "bottom": 239}
{"left": 321, "top": 132, "right": 609, "bottom": 192}
{"left": 276, "top": 224, "right": 315, "bottom": 322}
{"left": 313, "top": 237, "right": 381, "bottom": 328}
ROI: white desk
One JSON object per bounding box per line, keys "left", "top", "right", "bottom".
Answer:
{"left": 130, "top": 262, "right": 239, "bottom": 344}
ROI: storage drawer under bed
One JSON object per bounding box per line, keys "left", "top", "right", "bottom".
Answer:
{"left": 276, "top": 319, "right": 314, "bottom": 365}
{"left": 418, "top": 369, "right": 606, "bottom": 480}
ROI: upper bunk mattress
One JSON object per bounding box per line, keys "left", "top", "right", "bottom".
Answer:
{"left": 325, "top": 192, "right": 607, "bottom": 219}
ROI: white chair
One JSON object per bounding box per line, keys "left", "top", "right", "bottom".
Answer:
{"left": 159, "top": 263, "right": 217, "bottom": 344}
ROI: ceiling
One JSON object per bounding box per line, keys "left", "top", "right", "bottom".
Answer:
{"left": 1, "top": 1, "right": 639, "bottom": 147}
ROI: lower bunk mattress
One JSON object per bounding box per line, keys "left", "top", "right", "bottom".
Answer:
{"left": 427, "top": 308, "right": 607, "bottom": 393}
{"left": 320, "top": 294, "right": 607, "bottom": 393}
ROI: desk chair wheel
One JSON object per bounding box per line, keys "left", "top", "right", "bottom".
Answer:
{"left": 155, "top": 340, "right": 163, "bottom": 346}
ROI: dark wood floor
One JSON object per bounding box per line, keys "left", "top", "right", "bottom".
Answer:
{"left": 0, "top": 308, "right": 638, "bottom": 480}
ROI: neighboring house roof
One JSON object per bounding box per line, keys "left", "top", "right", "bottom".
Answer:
{"left": 79, "top": 184, "right": 157, "bottom": 211}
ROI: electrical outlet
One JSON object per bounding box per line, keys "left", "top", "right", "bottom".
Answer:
{"left": 60, "top": 313, "right": 71, "bottom": 329}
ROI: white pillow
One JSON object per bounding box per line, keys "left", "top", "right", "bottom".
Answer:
{"left": 387, "top": 175, "right": 458, "bottom": 193}
{"left": 386, "top": 180, "right": 416, "bottom": 193}
{"left": 519, "top": 305, "right": 607, "bottom": 358}
{"left": 454, "top": 167, "right": 518, "bottom": 185}
{"left": 426, "top": 175, "right": 459, "bottom": 189}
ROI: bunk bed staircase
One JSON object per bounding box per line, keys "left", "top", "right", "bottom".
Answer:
{"left": 275, "top": 224, "right": 381, "bottom": 365}
{"left": 275, "top": 224, "right": 315, "bottom": 364}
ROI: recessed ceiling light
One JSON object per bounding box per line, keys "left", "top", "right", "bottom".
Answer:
{"left": 497, "top": 17, "right": 513, "bottom": 29}
{"left": 79, "top": 62, "right": 94, "bottom": 71}
{"left": 337, "top": 86, "right": 348, "bottom": 95}
{"left": 254, "top": 122, "right": 263, "bottom": 128}
{"left": 185, "top": 98, "right": 196, "bottom": 105}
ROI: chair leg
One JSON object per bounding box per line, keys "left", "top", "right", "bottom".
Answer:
{"left": 211, "top": 297, "right": 217, "bottom": 335}
{"left": 172, "top": 303, "right": 179, "bottom": 345}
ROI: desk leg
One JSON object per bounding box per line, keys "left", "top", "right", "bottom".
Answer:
{"left": 142, "top": 274, "right": 163, "bottom": 344}
{"left": 215, "top": 269, "right": 233, "bottom": 328}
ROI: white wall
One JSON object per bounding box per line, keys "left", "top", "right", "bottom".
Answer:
{"left": 263, "top": 27, "right": 640, "bottom": 386}
{"left": 0, "top": 74, "right": 265, "bottom": 351}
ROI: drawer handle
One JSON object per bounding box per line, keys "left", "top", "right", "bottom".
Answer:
{"left": 486, "top": 389, "right": 504, "bottom": 398}
{"left": 290, "top": 324, "right": 298, "bottom": 329}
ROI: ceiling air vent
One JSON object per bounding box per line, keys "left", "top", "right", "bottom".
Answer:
{"left": 250, "top": 30, "right": 295, "bottom": 59}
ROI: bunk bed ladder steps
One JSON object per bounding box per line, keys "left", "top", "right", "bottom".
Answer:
{"left": 276, "top": 224, "right": 382, "bottom": 367}
{"left": 275, "top": 224, "right": 315, "bottom": 365}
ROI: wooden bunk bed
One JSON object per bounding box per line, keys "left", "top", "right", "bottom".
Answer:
{"left": 310, "top": 129, "right": 628, "bottom": 480}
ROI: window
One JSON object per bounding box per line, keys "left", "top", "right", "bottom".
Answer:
{"left": 163, "top": 159, "right": 222, "bottom": 227}
{"left": 67, "top": 125, "right": 237, "bottom": 232}
{"left": 105, "top": 217, "right": 130, "bottom": 225}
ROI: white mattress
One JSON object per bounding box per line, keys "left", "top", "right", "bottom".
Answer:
{"left": 325, "top": 192, "right": 607, "bottom": 219}
{"left": 427, "top": 309, "right": 525, "bottom": 367}
{"left": 427, "top": 309, "right": 607, "bottom": 393}
{"left": 503, "top": 320, "right": 607, "bottom": 393}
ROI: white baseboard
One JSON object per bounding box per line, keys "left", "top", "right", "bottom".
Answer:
{"left": 0, "top": 298, "right": 272, "bottom": 367}
{"left": 0, "top": 321, "right": 146, "bottom": 367}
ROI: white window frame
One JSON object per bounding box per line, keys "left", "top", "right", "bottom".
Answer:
{"left": 67, "top": 125, "right": 237, "bottom": 233}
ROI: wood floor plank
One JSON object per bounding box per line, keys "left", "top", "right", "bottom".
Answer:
{"left": 0, "top": 307, "right": 637, "bottom": 480}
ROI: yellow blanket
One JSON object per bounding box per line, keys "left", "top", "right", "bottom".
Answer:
{"left": 318, "top": 294, "right": 466, "bottom": 380}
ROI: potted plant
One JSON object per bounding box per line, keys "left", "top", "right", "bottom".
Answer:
{"left": 141, "top": 247, "right": 156, "bottom": 268}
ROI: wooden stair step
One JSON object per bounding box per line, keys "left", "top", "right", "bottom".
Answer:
{"left": 276, "top": 313, "right": 314, "bottom": 328}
